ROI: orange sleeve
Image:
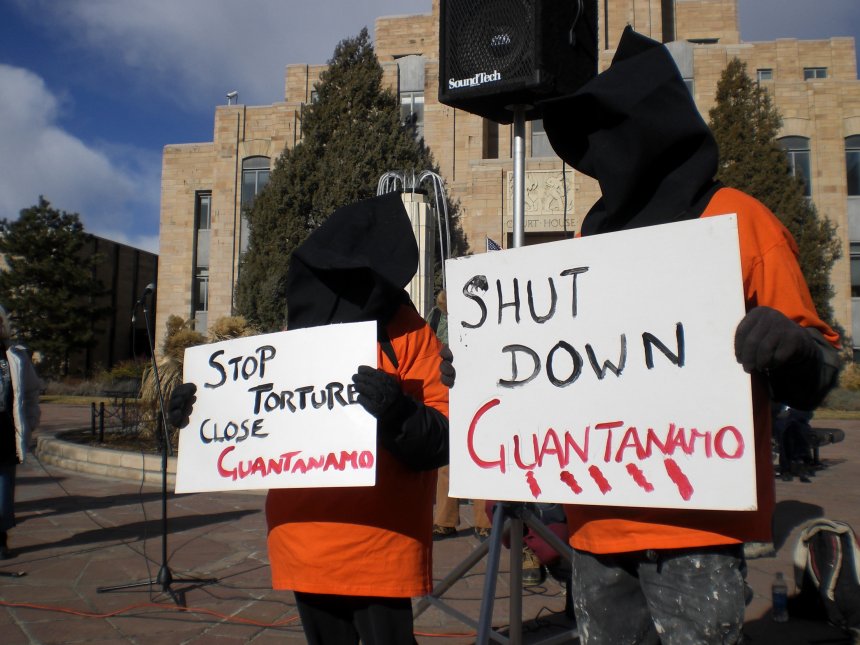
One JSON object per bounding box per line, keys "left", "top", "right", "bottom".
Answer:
{"left": 384, "top": 304, "right": 449, "bottom": 419}
{"left": 703, "top": 187, "right": 840, "bottom": 348}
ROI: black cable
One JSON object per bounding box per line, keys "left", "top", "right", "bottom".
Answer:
{"left": 569, "top": 0, "right": 584, "bottom": 47}
{"left": 562, "top": 160, "right": 571, "bottom": 238}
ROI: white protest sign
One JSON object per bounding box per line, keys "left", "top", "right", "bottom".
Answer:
{"left": 446, "top": 214, "right": 755, "bottom": 510}
{"left": 175, "top": 321, "right": 377, "bottom": 493}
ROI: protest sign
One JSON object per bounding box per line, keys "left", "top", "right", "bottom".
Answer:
{"left": 445, "top": 214, "right": 755, "bottom": 510}
{"left": 175, "top": 321, "right": 377, "bottom": 493}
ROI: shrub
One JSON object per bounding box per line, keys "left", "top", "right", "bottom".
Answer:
{"left": 839, "top": 362, "right": 860, "bottom": 391}
{"left": 106, "top": 359, "right": 148, "bottom": 382}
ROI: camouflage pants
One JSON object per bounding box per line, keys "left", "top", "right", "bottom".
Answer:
{"left": 570, "top": 544, "right": 746, "bottom": 645}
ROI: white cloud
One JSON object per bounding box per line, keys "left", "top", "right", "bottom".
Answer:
{"left": 1, "top": 0, "right": 434, "bottom": 256}
{"left": 22, "top": 0, "right": 432, "bottom": 110}
{"left": 0, "top": 64, "right": 160, "bottom": 253}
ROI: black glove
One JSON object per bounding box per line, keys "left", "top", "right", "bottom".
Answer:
{"left": 351, "top": 365, "right": 405, "bottom": 419}
{"left": 440, "top": 344, "right": 456, "bottom": 388}
{"left": 167, "top": 382, "right": 197, "bottom": 429}
{"left": 351, "top": 365, "right": 449, "bottom": 471}
{"left": 735, "top": 306, "right": 839, "bottom": 411}
{"left": 734, "top": 306, "right": 817, "bottom": 373}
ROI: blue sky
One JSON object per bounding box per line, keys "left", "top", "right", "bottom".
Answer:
{"left": 0, "top": 0, "right": 858, "bottom": 254}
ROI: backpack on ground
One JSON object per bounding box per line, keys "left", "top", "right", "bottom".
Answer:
{"left": 792, "top": 518, "right": 860, "bottom": 638}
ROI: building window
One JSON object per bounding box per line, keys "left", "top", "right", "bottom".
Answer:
{"left": 851, "top": 243, "right": 860, "bottom": 297}
{"left": 196, "top": 192, "right": 211, "bottom": 231}
{"left": 530, "top": 119, "right": 556, "bottom": 158}
{"left": 683, "top": 78, "right": 695, "bottom": 96}
{"left": 847, "top": 135, "right": 860, "bottom": 197}
{"left": 240, "top": 156, "right": 271, "bottom": 255}
{"left": 396, "top": 54, "right": 425, "bottom": 142}
{"left": 483, "top": 118, "right": 499, "bottom": 159}
{"left": 400, "top": 91, "right": 424, "bottom": 141}
{"left": 803, "top": 67, "right": 827, "bottom": 80}
{"left": 779, "top": 136, "right": 812, "bottom": 197}
{"left": 193, "top": 269, "right": 209, "bottom": 315}
{"left": 241, "top": 156, "right": 271, "bottom": 209}
{"left": 193, "top": 192, "right": 211, "bottom": 331}
{"left": 756, "top": 68, "right": 773, "bottom": 82}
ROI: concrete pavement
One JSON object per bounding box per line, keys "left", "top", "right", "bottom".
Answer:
{"left": 0, "top": 403, "right": 857, "bottom": 644}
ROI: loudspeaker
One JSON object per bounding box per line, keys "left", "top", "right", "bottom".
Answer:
{"left": 438, "top": 0, "right": 598, "bottom": 124}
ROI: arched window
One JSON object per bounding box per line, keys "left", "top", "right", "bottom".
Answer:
{"left": 241, "top": 156, "right": 271, "bottom": 209}
{"left": 240, "top": 156, "right": 271, "bottom": 255}
{"left": 778, "top": 136, "right": 811, "bottom": 197}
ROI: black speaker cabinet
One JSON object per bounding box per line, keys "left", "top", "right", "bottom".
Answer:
{"left": 438, "top": 0, "right": 598, "bottom": 124}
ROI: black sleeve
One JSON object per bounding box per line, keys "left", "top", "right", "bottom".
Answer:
{"left": 769, "top": 327, "right": 841, "bottom": 411}
{"left": 377, "top": 395, "right": 449, "bottom": 471}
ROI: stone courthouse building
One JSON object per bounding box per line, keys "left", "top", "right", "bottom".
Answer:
{"left": 158, "top": 0, "right": 860, "bottom": 355}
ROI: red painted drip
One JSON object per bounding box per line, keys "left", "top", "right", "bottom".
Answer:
{"left": 588, "top": 465, "right": 612, "bottom": 494}
{"left": 626, "top": 463, "right": 654, "bottom": 492}
{"left": 664, "top": 458, "right": 694, "bottom": 500}
{"left": 560, "top": 471, "right": 583, "bottom": 494}
{"left": 526, "top": 471, "right": 542, "bottom": 498}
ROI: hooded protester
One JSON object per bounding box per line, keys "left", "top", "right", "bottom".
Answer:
{"left": 0, "top": 305, "right": 41, "bottom": 559}
{"left": 533, "top": 27, "right": 842, "bottom": 643}
{"left": 169, "top": 192, "right": 448, "bottom": 644}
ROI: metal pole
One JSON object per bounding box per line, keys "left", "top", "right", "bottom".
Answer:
{"left": 508, "top": 514, "right": 524, "bottom": 645}
{"left": 512, "top": 106, "right": 527, "bottom": 249}
{"left": 510, "top": 113, "right": 526, "bottom": 641}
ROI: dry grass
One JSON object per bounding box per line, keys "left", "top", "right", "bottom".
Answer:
{"left": 839, "top": 362, "right": 860, "bottom": 391}
{"left": 50, "top": 314, "right": 262, "bottom": 453}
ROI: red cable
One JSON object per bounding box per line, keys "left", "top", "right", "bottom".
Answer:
{"left": 0, "top": 599, "right": 481, "bottom": 637}
{"left": 0, "top": 599, "right": 300, "bottom": 627}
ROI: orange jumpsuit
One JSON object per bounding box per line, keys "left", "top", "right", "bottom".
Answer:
{"left": 266, "top": 304, "right": 448, "bottom": 597}
{"left": 565, "top": 187, "right": 840, "bottom": 554}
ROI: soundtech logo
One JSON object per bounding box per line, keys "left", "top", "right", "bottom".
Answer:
{"left": 448, "top": 70, "right": 502, "bottom": 91}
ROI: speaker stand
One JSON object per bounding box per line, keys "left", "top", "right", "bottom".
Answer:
{"left": 415, "top": 107, "right": 576, "bottom": 643}
{"left": 415, "top": 502, "right": 577, "bottom": 644}
{"left": 511, "top": 105, "right": 527, "bottom": 249}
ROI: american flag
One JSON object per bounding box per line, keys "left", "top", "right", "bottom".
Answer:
{"left": 486, "top": 237, "right": 502, "bottom": 252}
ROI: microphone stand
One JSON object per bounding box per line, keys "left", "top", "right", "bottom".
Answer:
{"left": 98, "top": 289, "right": 218, "bottom": 603}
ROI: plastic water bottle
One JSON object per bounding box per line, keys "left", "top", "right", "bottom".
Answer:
{"left": 772, "top": 571, "right": 789, "bottom": 622}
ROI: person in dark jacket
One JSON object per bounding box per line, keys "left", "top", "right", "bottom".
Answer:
{"left": 538, "top": 27, "right": 841, "bottom": 645}
{"left": 0, "top": 305, "right": 41, "bottom": 559}
{"left": 171, "top": 193, "right": 449, "bottom": 645}
{"left": 442, "top": 27, "right": 840, "bottom": 644}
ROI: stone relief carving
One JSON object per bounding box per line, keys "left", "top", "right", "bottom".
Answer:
{"left": 505, "top": 170, "right": 577, "bottom": 231}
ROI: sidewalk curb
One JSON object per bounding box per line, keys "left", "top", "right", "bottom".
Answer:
{"left": 35, "top": 431, "right": 176, "bottom": 487}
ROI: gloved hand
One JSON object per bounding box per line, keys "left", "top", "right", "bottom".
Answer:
{"left": 351, "top": 365, "right": 404, "bottom": 419}
{"left": 734, "top": 306, "right": 817, "bottom": 374}
{"left": 167, "top": 382, "right": 197, "bottom": 429}
{"left": 440, "top": 344, "right": 456, "bottom": 388}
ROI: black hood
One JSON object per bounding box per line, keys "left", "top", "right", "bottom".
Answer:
{"left": 285, "top": 192, "right": 417, "bottom": 329}
{"left": 541, "top": 27, "right": 720, "bottom": 235}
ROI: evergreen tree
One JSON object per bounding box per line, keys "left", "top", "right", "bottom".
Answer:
{"left": 0, "top": 197, "right": 109, "bottom": 376}
{"left": 708, "top": 58, "right": 841, "bottom": 327}
{"left": 236, "top": 28, "right": 467, "bottom": 330}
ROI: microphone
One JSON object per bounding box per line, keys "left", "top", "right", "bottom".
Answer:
{"left": 136, "top": 283, "right": 155, "bottom": 306}
{"left": 132, "top": 283, "right": 156, "bottom": 323}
